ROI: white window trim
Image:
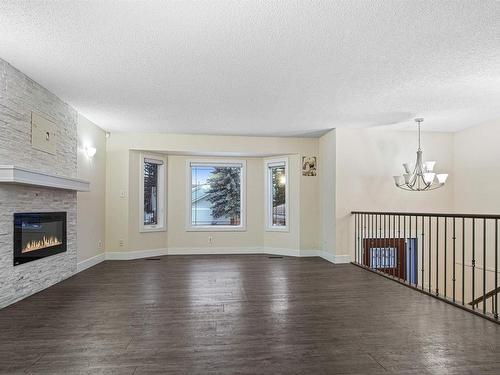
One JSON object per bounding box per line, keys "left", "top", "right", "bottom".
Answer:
{"left": 186, "top": 159, "right": 247, "bottom": 232}
{"left": 139, "top": 152, "right": 167, "bottom": 233}
{"left": 264, "top": 157, "right": 289, "bottom": 232}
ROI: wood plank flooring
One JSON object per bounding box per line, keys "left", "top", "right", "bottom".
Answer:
{"left": 1, "top": 254, "right": 500, "bottom": 374}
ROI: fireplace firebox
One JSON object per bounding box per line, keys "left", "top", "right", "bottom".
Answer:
{"left": 14, "top": 212, "right": 67, "bottom": 266}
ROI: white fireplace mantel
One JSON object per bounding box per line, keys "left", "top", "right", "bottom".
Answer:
{"left": 0, "top": 165, "right": 90, "bottom": 192}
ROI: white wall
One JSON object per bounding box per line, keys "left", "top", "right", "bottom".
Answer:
{"left": 453, "top": 119, "right": 500, "bottom": 307}
{"left": 86, "top": 120, "right": 500, "bottom": 265}
{"left": 319, "top": 129, "right": 336, "bottom": 255}
{"left": 69, "top": 110, "right": 500, "bottom": 268}
{"left": 299, "top": 155, "right": 320, "bottom": 251}
{"left": 77, "top": 114, "right": 107, "bottom": 264}
{"left": 105, "top": 133, "right": 319, "bottom": 255}
{"left": 454, "top": 119, "right": 500, "bottom": 214}
{"left": 333, "top": 127, "right": 455, "bottom": 258}
{"left": 316, "top": 122, "right": 500, "bottom": 305}
{"left": 128, "top": 150, "right": 168, "bottom": 252}
{"left": 329, "top": 120, "right": 500, "bottom": 260}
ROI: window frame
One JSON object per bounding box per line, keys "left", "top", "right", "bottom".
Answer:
{"left": 139, "top": 152, "right": 167, "bottom": 233}
{"left": 265, "top": 157, "right": 289, "bottom": 232}
{"left": 186, "top": 159, "right": 247, "bottom": 232}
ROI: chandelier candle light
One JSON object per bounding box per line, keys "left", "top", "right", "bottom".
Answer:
{"left": 393, "top": 118, "right": 448, "bottom": 191}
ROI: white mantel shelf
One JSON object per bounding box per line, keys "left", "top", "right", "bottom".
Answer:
{"left": 0, "top": 165, "right": 90, "bottom": 192}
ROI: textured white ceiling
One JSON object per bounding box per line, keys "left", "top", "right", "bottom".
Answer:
{"left": 0, "top": 1, "right": 499, "bottom": 136}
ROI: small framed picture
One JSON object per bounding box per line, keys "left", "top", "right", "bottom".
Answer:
{"left": 302, "top": 156, "right": 317, "bottom": 176}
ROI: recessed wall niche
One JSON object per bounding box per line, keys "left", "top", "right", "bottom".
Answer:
{"left": 31, "top": 112, "right": 58, "bottom": 155}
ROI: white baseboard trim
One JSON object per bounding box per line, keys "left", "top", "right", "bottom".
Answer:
{"left": 167, "top": 246, "right": 263, "bottom": 255}
{"left": 263, "top": 247, "right": 301, "bottom": 257}
{"left": 95, "top": 247, "right": 350, "bottom": 264}
{"left": 261, "top": 248, "right": 322, "bottom": 257}
{"left": 299, "top": 249, "right": 322, "bottom": 257}
{"left": 319, "top": 251, "right": 351, "bottom": 264}
{"left": 168, "top": 247, "right": 320, "bottom": 258}
{"left": 105, "top": 248, "right": 168, "bottom": 260}
{"left": 77, "top": 253, "right": 105, "bottom": 273}
{"left": 333, "top": 254, "right": 351, "bottom": 264}
{"left": 319, "top": 251, "right": 335, "bottom": 263}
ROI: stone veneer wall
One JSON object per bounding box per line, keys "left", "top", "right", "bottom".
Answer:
{"left": 0, "top": 59, "right": 77, "bottom": 308}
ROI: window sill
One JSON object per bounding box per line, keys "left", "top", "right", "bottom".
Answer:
{"left": 265, "top": 226, "right": 289, "bottom": 233}
{"left": 140, "top": 226, "right": 167, "bottom": 233}
{"left": 186, "top": 225, "right": 247, "bottom": 232}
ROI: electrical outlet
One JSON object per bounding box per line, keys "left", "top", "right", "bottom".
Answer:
{"left": 119, "top": 190, "right": 127, "bottom": 198}
{"left": 97, "top": 240, "right": 103, "bottom": 250}
{"left": 119, "top": 239, "right": 124, "bottom": 247}
{"left": 208, "top": 235, "right": 213, "bottom": 245}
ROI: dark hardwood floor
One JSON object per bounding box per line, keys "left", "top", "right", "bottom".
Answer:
{"left": 1, "top": 255, "right": 500, "bottom": 374}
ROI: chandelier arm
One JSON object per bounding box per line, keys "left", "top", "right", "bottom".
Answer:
{"left": 417, "top": 179, "right": 430, "bottom": 191}
{"left": 409, "top": 160, "right": 421, "bottom": 188}
{"left": 422, "top": 176, "right": 433, "bottom": 189}
{"left": 421, "top": 177, "right": 433, "bottom": 190}
{"left": 408, "top": 173, "right": 417, "bottom": 188}
{"left": 412, "top": 161, "right": 419, "bottom": 175}
{"left": 400, "top": 173, "right": 434, "bottom": 191}
{"left": 423, "top": 183, "right": 445, "bottom": 191}
{"left": 415, "top": 150, "right": 424, "bottom": 190}
{"left": 396, "top": 182, "right": 443, "bottom": 192}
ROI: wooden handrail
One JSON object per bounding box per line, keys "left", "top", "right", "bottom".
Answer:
{"left": 469, "top": 287, "right": 500, "bottom": 307}
{"left": 351, "top": 211, "right": 500, "bottom": 220}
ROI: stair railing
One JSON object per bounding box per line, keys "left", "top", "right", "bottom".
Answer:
{"left": 351, "top": 211, "right": 500, "bottom": 323}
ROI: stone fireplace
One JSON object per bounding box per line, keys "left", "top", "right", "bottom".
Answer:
{"left": 0, "top": 58, "right": 86, "bottom": 308}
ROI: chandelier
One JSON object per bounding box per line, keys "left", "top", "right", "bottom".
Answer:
{"left": 393, "top": 118, "right": 448, "bottom": 191}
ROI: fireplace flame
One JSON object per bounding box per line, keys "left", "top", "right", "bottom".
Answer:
{"left": 22, "top": 236, "right": 62, "bottom": 253}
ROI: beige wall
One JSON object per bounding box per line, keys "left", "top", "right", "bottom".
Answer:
{"left": 334, "top": 127, "right": 455, "bottom": 258}
{"left": 453, "top": 119, "right": 500, "bottom": 306}
{"left": 105, "top": 147, "right": 129, "bottom": 252}
{"left": 106, "top": 133, "right": 319, "bottom": 156}
{"left": 128, "top": 151, "right": 168, "bottom": 251}
{"left": 105, "top": 133, "right": 319, "bottom": 253}
{"left": 454, "top": 119, "right": 500, "bottom": 214}
{"left": 104, "top": 123, "right": 500, "bottom": 261}
{"left": 76, "top": 114, "right": 106, "bottom": 263}
{"left": 98, "top": 121, "right": 500, "bottom": 296}
{"left": 299, "top": 155, "right": 320, "bottom": 251}
{"left": 319, "top": 129, "right": 336, "bottom": 255}
{"left": 328, "top": 121, "right": 500, "bottom": 304}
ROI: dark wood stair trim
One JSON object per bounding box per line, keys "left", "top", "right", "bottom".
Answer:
{"left": 351, "top": 262, "right": 500, "bottom": 325}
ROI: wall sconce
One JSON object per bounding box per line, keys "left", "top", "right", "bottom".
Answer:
{"left": 84, "top": 145, "right": 97, "bottom": 158}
